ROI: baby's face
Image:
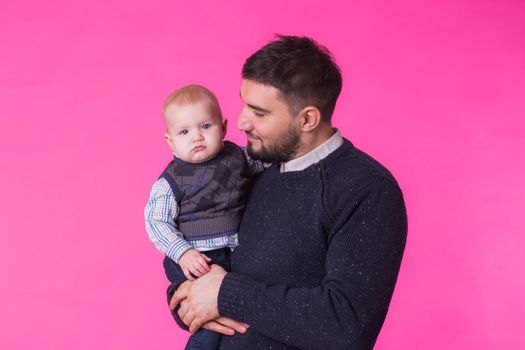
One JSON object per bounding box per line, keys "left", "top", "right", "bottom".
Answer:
{"left": 164, "top": 101, "right": 226, "bottom": 163}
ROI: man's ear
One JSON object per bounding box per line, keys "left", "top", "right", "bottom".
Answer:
{"left": 299, "top": 107, "right": 322, "bottom": 132}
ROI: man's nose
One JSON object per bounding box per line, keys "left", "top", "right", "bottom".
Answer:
{"left": 237, "top": 110, "right": 252, "bottom": 131}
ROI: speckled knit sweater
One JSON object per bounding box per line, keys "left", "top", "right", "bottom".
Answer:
{"left": 217, "top": 140, "right": 407, "bottom": 350}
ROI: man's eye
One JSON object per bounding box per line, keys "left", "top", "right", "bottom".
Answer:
{"left": 179, "top": 130, "right": 188, "bottom": 135}
{"left": 202, "top": 123, "right": 211, "bottom": 129}
{"left": 254, "top": 110, "right": 265, "bottom": 117}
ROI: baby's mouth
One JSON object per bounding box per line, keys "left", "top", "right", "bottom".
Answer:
{"left": 192, "top": 145, "right": 206, "bottom": 152}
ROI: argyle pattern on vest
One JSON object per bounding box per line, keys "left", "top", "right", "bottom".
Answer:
{"left": 160, "top": 142, "right": 249, "bottom": 241}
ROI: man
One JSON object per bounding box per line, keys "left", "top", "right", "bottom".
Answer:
{"left": 170, "top": 35, "right": 407, "bottom": 349}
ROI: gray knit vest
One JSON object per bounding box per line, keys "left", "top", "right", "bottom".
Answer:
{"left": 160, "top": 141, "right": 249, "bottom": 242}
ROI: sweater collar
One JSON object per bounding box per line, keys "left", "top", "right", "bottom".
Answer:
{"left": 280, "top": 129, "right": 344, "bottom": 173}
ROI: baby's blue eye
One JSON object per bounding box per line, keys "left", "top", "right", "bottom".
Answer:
{"left": 202, "top": 123, "right": 211, "bottom": 129}
{"left": 179, "top": 130, "right": 188, "bottom": 135}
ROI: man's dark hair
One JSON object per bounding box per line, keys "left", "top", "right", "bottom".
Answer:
{"left": 242, "top": 35, "right": 342, "bottom": 123}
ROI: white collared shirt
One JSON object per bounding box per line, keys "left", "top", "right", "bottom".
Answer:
{"left": 280, "top": 129, "right": 344, "bottom": 173}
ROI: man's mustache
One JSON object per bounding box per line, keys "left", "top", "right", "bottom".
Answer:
{"left": 245, "top": 132, "right": 260, "bottom": 140}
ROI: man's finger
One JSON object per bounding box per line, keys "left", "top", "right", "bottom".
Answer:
{"left": 214, "top": 317, "right": 249, "bottom": 334}
{"left": 202, "top": 320, "right": 235, "bottom": 336}
{"left": 210, "top": 264, "right": 225, "bottom": 272}
{"left": 202, "top": 253, "right": 212, "bottom": 262}
{"left": 182, "top": 310, "right": 195, "bottom": 328}
{"left": 189, "top": 317, "right": 205, "bottom": 334}
{"left": 177, "top": 299, "right": 189, "bottom": 320}
{"left": 170, "top": 282, "right": 190, "bottom": 310}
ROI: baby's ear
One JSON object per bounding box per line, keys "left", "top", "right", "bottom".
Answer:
{"left": 164, "top": 132, "right": 174, "bottom": 150}
{"left": 221, "top": 118, "right": 228, "bottom": 135}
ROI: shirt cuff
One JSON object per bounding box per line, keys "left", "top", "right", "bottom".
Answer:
{"left": 167, "top": 240, "right": 194, "bottom": 263}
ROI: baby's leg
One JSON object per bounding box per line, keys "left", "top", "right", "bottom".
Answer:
{"left": 181, "top": 248, "right": 231, "bottom": 350}
{"left": 163, "top": 248, "right": 232, "bottom": 335}
{"left": 163, "top": 256, "right": 189, "bottom": 330}
{"left": 163, "top": 255, "right": 185, "bottom": 284}
{"left": 184, "top": 329, "right": 222, "bottom": 350}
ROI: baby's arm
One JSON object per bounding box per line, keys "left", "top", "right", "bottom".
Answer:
{"left": 144, "top": 178, "right": 194, "bottom": 263}
{"left": 241, "top": 147, "right": 272, "bottom": 176}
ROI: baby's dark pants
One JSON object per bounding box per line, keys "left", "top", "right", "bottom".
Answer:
{"left": 164, "top": 248, "right": 231, "bottom": 350}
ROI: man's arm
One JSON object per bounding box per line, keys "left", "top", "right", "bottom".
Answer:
{"left": 174, "top": 181, "right": 407, "bottom": 349}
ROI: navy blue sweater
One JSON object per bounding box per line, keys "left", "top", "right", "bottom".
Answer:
{"left": 217, "top": 140, "right": 407, "bottom": 350}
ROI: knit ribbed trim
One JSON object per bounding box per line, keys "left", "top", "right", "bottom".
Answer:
{"left": 218, "top": 273, "right": 257, "bottom": 321}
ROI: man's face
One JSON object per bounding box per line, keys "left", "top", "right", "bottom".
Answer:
{"left": 238, "top": 79, "right": 302, "bottom": 163}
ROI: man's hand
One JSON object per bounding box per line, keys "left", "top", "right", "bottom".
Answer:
{"left": 170, "top": 265, "right": 227, "bottom": 333}
{"left": 178, "top": 249, "right": 212, "bottom": 281}
{"left": 176, "top": 296, "right": 250, "bottom": 335}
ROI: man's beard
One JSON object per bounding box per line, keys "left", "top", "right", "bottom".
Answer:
{"left": 246, "top": 127, "right": 302, "bottom": 163}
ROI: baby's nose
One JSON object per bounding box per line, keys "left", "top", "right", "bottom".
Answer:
{"left": 193, "top": 133, "right": 204, "bottom": 142}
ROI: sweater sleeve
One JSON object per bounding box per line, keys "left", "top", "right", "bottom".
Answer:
{"left": 217, "top": 180, "right": 407, "bottom": 349}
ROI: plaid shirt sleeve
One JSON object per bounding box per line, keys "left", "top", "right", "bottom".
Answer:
{"left": 144, "top": 178, "right": 193, "bottom": 263}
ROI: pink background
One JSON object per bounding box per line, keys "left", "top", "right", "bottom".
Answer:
{"left": 1, "top": 0, "right": 524, "bottom": 349}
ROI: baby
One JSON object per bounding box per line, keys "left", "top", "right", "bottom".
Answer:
{"left": 145, "top": 84, "right": 265, "bottom": 349}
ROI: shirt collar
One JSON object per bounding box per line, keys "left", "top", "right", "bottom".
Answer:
{"left": 280, "top": 129, "right": 343, "bottom": 173}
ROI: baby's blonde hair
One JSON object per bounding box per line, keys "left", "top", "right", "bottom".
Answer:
{"left": 163, "top": 84, "right": 223, "bottom": 120}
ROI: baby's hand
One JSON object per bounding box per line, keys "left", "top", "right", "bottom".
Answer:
{"left": 178, "top": 249, "right": 212, "bottom": 281}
